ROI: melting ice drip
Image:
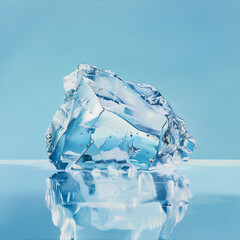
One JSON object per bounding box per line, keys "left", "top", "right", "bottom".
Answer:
{"left": 46, "top": 168, "right": 192, "bottom": 240}
{"left": 45, "top": 64, "right": 197, "bottom": 170}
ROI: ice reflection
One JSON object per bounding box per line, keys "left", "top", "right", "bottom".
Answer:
{"left": 46, "top": 167, "right": 191, "bottom": 240}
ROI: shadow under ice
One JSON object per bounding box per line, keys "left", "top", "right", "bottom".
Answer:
{"left": 46, "top": 167, "right": 191, "bottom": 240}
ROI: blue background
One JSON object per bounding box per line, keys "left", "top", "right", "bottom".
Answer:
{"left": 0, "top": 0, "right": 239, "bottom": 160}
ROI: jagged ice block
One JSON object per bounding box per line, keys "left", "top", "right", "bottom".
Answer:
{"left": 45, "top": 64, "right": 197, "bottom": 169}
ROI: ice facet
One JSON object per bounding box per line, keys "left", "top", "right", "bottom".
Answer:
{"left": 45, "top": 64, "right": 197, "bottom": 169}
{"left": 46, "top": 168, "right": 191, "bottom": 240}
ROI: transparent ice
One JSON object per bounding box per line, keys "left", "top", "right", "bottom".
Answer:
{"left": 46, "top": 168, "right": 191, "bottom": 240}
{"left": 45, "top": 64, "right": 197, "bottom": 170}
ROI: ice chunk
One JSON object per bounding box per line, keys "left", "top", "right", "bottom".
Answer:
{"left": 45, "top": 64, "right": 197, "bottom": 169}
{"left": 46, "top": 168, "right": 191, "bottom": 240}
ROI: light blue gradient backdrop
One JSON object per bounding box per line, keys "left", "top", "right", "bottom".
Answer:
{"left": 0, "top": 1, "right": 239, "bottom": 160}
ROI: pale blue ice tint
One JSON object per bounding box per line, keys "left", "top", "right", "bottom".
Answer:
{"left": 46, "top": 64, "right": 197, "bottom": 170}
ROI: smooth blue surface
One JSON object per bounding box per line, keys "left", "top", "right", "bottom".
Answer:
{"left": 0, "top": 1, "right": 239, "bottom": 160}
{"left": 0, "top": 160, "right": 239, "bottom": 239}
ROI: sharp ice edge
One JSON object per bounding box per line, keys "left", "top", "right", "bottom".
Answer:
{"left": 45, "top": 64, "right": 197, "bottom": 170}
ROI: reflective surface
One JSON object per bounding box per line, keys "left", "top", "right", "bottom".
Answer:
{"left": 46, "top": 168, "right": 191, "bottom": 240}
{"left": 0, "top": 160, "right": 239, "bottom": 239}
